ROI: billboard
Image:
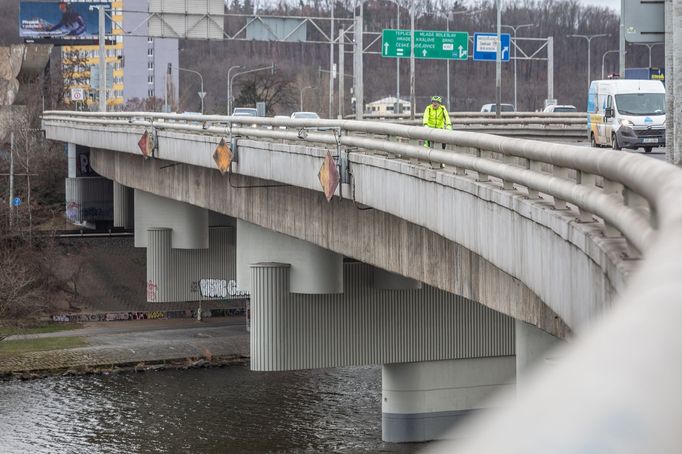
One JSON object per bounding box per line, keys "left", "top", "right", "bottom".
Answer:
{"left": 19, "top": 1, "right": 112, "bottom": 42}
{"left": 148, "top": 0, "right": 224, "bottom": 40}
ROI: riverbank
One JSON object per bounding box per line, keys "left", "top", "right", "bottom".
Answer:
{"left": 0, "top": 317, "right": 249, "bottom": 380}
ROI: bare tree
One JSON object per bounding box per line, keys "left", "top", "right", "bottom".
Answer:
{"left": 233, "top": 71, "right": 298, "bottom": 114}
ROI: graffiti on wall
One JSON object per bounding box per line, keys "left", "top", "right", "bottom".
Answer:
{"left": 66, "top": 201, "right": 81, "bottom": 221}
{"left": 197, "top": 279, "right": 250, "bottom": 298}
{"left": 199, "top": 279, "right": 227, "bottom": 298}
{"left": 147, "top": 280, "right": 158, "bottom": 301}
{"left": 51, "top": 307, "right": 247, "bottom": 323}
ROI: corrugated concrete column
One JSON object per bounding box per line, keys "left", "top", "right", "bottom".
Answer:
{"left": 147, "top": 228, "right": 172, "bottom": 303}
{"left": 113, "top": 181, "right": 134, "bottom": 229}
{"left": 146, "top": 226, "right": 236, "bottom": 303}
{"left": 237, "top": 219, "right": 343, "bottom": 294}
{"left": 134, "top": 189, "right": 208, "bottom": 249}
{"left": 373, "top": 267, "right": 422, "bottom": 290}
{"left": 250, "top": 262, "right": 291, "bottom": 371}
{"left": 248, "top": 262, "right": 515, "bottom": 371}
{"left": 67, "top": 142, "right": 76, "bottom": 178}
{"left": 65, "top": 177, "right": 113, "bottom": 224}
{"left": 382, "top": 357, "right": 516, "bottom": 442}
{"left": 515, "top": 319, "right": 564, "bottom": 396}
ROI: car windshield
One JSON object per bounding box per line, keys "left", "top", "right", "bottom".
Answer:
{"left": 615, "top": 93, "right": 665, "bottom": 116}
{"left": 553, "top": 106, "right": 576, "bottom": 112}
{"left": 293, "top": 112, "right": 319, "bottom": 119}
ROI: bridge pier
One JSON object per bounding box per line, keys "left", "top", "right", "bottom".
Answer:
{"left": 382, "top": 357, "right": 515, "bottom": 442}
{"left": 236, "top": 219, "right": 343, "bottom": 294}
{"left": 113, "top": 181, "right": 134, "bottom": 229}
{"left": 515, "top": 320, "right": 564, "bottom": 395}
{"left": 134, "top": 189, "right": 208, "bottom": 249}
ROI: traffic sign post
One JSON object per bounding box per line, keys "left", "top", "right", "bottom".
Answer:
{"left": 473, "top": 33, "right": 511, "bottom": 61}
{"left": 382, "top": 29, "right": 468, "bottom": 60}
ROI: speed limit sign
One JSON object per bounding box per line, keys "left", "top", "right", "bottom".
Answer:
{"left": 70, "top": 88, "right": 85, "bottom": 102}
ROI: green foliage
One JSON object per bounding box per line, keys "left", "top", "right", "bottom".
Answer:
{"left": 0, "top": 336, "right": 88, "bottom": 355}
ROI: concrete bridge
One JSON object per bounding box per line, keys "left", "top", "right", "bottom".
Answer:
{"left": 42, "top": 111, "right": 682, "bottom": 449}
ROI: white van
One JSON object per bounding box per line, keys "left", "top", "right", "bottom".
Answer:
{"left": 587, "top": 79, "right": 665, "bottom": 153}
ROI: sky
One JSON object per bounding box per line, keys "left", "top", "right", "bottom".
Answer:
{"left": 578, "top": 0, "right": 620, "bottom": 12}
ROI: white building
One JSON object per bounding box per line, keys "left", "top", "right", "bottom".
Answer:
{"left": 365, "top": 96, "right": 411, "bottom": 115}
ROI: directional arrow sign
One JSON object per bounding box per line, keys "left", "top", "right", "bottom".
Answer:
{"left": 382, "top": 29, "right": 469, "bottom": 60}
{"left": 473, "top": 32, "right": 511, "bottom": 62}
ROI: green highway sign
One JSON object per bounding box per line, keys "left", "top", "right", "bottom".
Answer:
{"left": 381, "top": 29, "right": 469, "bottom": 60}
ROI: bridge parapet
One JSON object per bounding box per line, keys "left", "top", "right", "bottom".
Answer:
{"left": 42, "top": 110, "right": 674, "bottom": 255}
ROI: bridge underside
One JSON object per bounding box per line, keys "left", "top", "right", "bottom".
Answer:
{"left": 91, "top": 147, "right": 569, "bottom": 338}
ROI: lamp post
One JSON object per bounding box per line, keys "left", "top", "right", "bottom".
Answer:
{"left": 568, "top": 34, "right": 610, "bottom": 92}
{"left": 601, "top": 49, "right": 623, "bottom": 80}
{"left": 300, "top": 86, "right": 315, "bottom": 111}
{"left": 226, "top": 65, "right": 243, "bottom": 114}
{"left": 631, "top": 42, "right": 663, "bottom": 68}
{"left": 409, "top": 2, "right": 415, "bottom": 119}
{"left": 228, "top": 64, "right": 276, "bottom": 114}
{"left": 176, "top": 66, "right": 205, "bottom": 113}
{"left": 386, "top": 0, "right": 401, "bottom": 114}
{"left": 501, "top": 23, "right": 535, "bottom": 111}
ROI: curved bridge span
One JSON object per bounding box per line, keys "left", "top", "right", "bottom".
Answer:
{"left": 43, "top": 111, "right": 682, "bottom": 448}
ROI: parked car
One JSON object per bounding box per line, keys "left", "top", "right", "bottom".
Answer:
{"left": 480, "top": 103, "right": 515, "bottom": 113}
{"left": 290, "top": 111, "right": 320, "bottom": 119}
{"left": 543, "top": 104, "right": 577, "bottom": 113}
{"left": 231, "top": 107, "right": 259, "bottom": 127}
{"left": 232, "top": 107, "right": 258, "bottom": 117}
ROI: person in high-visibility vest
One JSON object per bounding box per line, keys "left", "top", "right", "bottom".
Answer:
{"left": 422, "top": 95, "right": 452, "bottom": 148}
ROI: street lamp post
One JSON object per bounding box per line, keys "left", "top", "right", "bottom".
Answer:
{"left": 409, "top": 2, "right": 415, "bottom": 119}
{"left": 300, "top": 86, "right": 315, "bottom": 111}
{"left": 176, "top": 66, "right": 205, "bottom": 113}
{"left": 226, "top": 65, "right": 243, "bottom": 114}
{"left": 228, "top": 64, "right": 276, "bottom": 115}
{"left": 385, "top": 0, "right": 401, "bottom": 114}
{"left": 446, "top": 12, "right": 452, "bottom": 111}
{"left": 568, "top": 34, "right": 610, "bottom": 92}
{"left": 501, "top": 23, "right": 535, "bottom": 111}
{"left": 601, "top": 49, "right": 623, "bottom": 80}
{"left": 632, "top": 42, "right": 663, "bottom": 68}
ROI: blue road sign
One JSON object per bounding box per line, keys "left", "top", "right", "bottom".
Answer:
{"left": 12, "top": 197, "right": 21, "bottom": 207}
{"left": 473, "top": 33, "right": 511, "bottom": 62}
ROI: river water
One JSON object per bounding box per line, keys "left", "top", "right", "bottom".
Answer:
{"left": 0, "top": 365, "right": 425, "bottom": 453}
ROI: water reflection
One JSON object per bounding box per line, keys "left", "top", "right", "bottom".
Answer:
{"left": 0, "top": 365, "right": 422, "bottom": 453}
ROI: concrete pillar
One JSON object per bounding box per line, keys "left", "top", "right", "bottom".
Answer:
{"left": 250, "top": 262, "right": 290, "bottom": 371}
{"left": 373, "top": 267, "right": 422, "bottom": 290}
{"left": 67, "top": 142, "right": 77, "bottom": 178}
{"left": 382, "top": 357, "right": 516, "bottom": 442}
{"left": 113, "top": 181, "right": 134, "bottom": 229}
{"left": 236, "top": 219, "right": 343, "bottom": 294}
{"left": 146, "top": 226, "right": 236, "bottom": 303}
{"left": 515, "top": 320, "right": 563, "bottom": 395}
{"left": 133, "top": 189, "right": 208, "bottom": 249}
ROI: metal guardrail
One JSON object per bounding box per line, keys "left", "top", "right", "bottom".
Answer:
{"left": 43, "top": 110, "right": 680, "bottom": 257}
{"left": 349, "top": 112, "right": 588, "bottom": 139}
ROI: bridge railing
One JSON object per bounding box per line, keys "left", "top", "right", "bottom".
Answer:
{"left": 42, "top": 111, "right": 682, "bottom": 256}
{"left": 347, "top": 112, "right": 588, "bottom": 139}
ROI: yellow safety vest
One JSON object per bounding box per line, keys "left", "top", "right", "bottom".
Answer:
{"left": 422, "top": 104, "right": 452, "bottom": 129}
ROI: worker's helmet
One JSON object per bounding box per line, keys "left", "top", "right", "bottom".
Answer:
{"left": 431, "top": 95, "right": 442, "bottom": 103}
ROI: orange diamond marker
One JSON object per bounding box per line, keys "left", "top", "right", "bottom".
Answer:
{"left": 318, "top": 151, "right": 340, "bottom": 202}
{"left": 213, "top": 138, "right": 233, "bottom": 175}
{"left": 138, "top": 130, "right": 153, "bottom": 158}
